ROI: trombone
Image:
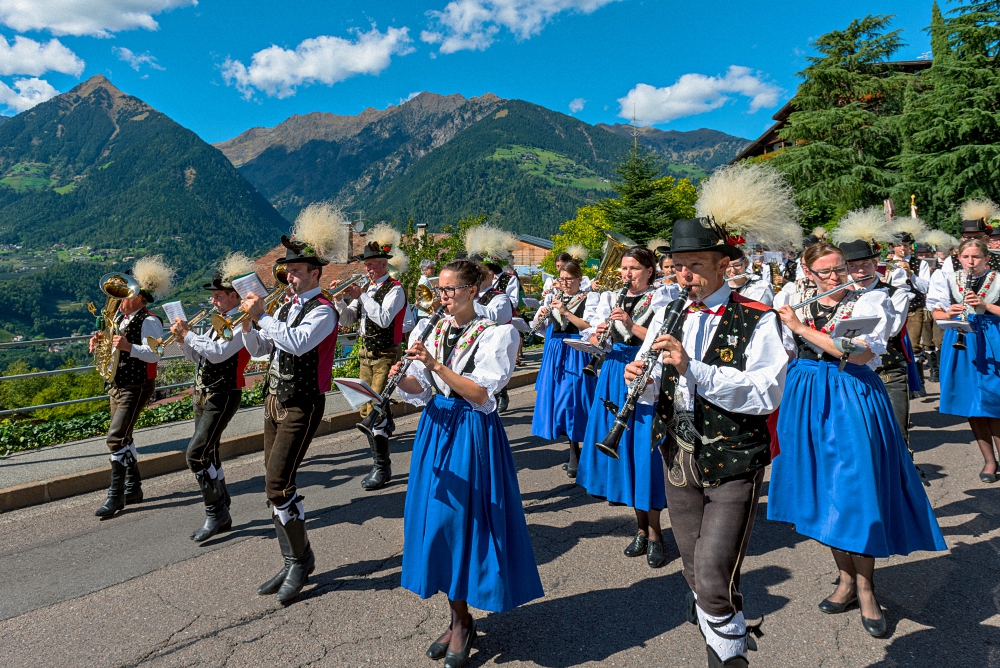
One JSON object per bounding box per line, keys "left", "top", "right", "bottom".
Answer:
{"left": 212, "top": 264, "right": 289, "bottom": 341}
{"left": 790, "top": 276, "right": 874, "bottom": 310}
{"left": 146, "top": 308, "right": 212, "bottom": 356}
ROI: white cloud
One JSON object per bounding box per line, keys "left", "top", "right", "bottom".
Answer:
{"left": 422, "top": 0, "right": 620, "bottom": 54}
{"left": 398, "top": 91, "right": 420, "bottom": 105}
{"left": 568, "top": 97, "right": 585, "bottom": 113}
{"left": 0, "top": 35, "right": 83, "bottom": 76}
{"left": 0, "top": 76, "right": 58, "bottom": 112}
{"left": 222, "top": 26, "right": 414, "bottom": 100}
{"left": 618, "top": 66, "right": 782, "bottom": 124}
{"left": 0, "top": 0, "right": 197, "bottom": 38}
{"left": 113, "top": 46, "right": 164, "bottom": 71}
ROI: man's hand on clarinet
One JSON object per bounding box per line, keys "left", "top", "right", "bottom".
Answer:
{"left": 623, "top": 360, "right": 651, "bottom": 387}
{"left": 652, "top": 333, "right": 689, "bottom": 375}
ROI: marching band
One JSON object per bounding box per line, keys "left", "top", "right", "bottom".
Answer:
{"left": 85, "top": 175, "right": 999, "bottom": 667}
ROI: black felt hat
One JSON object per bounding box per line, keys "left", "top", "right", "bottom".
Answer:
{"left": 802, "top": 234, "right": 819, "bottom": 248}
{"left": 962, "top": 218, "right": 990, "bottom": 234}
{"left": 914, "top": 243, "right": 933, "bottom": 254}
{"left": 839, "top": 239, "right": 880, "bottom": 262}
{"left": 669, "top": 218, "right": 743, "bottom": 260}
{"left": 276, "top": 235, "right": 330, "bottom": 266}
{"left": 990, "top": 226, "right": 1000, "bottom": 237}
{"left": 351, "top": 240, "right": 393, "bottom": 262}
{"left": 654, "top": 245, "right": 671, "bottom": 257}
{"left": 202, "top": 270, "right": 236, "bottom": 291}
{"left": 896, "top": 232, "right": 915, "bottom": 245}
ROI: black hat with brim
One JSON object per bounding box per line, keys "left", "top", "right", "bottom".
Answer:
{"left": 839, "top": 239, "right": 880, "bottom": 262}
{"left": 655, "top": 245, "right": 671, "bottom": 257}
{"left": 276, "top": 235, "right": 330, "bottom": 266}
{"left": 914, "top": 243, "right": 933, "bottom": 253}
{"left": 990, "top": 226, "right": 1000, "bottom": 237}
{"left": 802, "top": 235, "right": 819, "bottom": 248}
{"left": 351, "top": 240, "right": 393, "bottom": 262}
{"left": 896, "top": 232, "right": 915, "bottom": 245}
{"left": 669, "top": 218, "right": 744, "bottom": 260}
{"left": 202, "top": 270, "right": 236, "bottom": 291}
{"left": 962, "top": 218, "right": 989, "bottom": 234}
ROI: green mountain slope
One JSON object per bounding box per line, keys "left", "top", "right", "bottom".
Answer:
{"left": 0, "top": 76, "right": 287, "bottom": 275}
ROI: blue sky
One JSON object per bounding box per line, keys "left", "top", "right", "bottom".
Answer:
{"left": 0, "top": 1, "right": 937, "bottom": 144}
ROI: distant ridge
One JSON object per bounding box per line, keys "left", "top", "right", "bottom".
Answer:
{"left": 596, "top": 124, "right": 750, "bottom": 170}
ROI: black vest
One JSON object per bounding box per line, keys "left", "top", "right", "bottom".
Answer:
{"left": 361, "top": 279, "right": 401, "bottom": 352}
{"left": 114, "top": 309, "right": 158, "bottom": 387}
{"left": 195, "top": 329, "right": 245, "bottom": 393}
{"left": 270, "top": 297, "right": 328, "bottom": 403}
{"left": 652, "top": 298, "right": 775, "bottom": 484}
{"left": 906, "top": 257, "right": 926, "bottom": 310}
{"left": 990, "top": 251, "right": 1000, "bottom": 273}
{"left": 554, "top": 295, "right": 588, "bottom": 334}
{"left": 876, "top": 280, "right": 908, "bottom": 372}
{"left": 478, "top": 287, "right": 504, "bottom": 306}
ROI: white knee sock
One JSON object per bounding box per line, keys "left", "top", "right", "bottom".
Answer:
{"left": 273, "top": 495, "right": 305, "bottom": 525}
{"left": 697, "top": 606, "right": 747, "bottom": 662}
{"left": 111, "top": 441, "right": 138, "bottom": 466}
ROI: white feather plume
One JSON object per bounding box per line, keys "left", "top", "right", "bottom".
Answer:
{"left": 695, "top": 163, "right": 801, "bottom": 250}
{"left": 464, "top": 224, "right": 517, "bottom": 262}
{"left": 961, "top": 198, "right": 1000, "bottom": 222}
{"left": 891, "top": 216, "right": 929, "bottom": 240}
{"left": 292, "top": 202, "right": 350, "bottom": 260}
{"left": 831, "top": 207, "right": 899, "bottom": 246}
{"left": 811, "top": 226, "right": 828, "bottom": 240}
{"left": 132, "top": 255, "right": 175, "bottom": 300}
{"left": 368, "top": 222, "right": 401, "bottom": 252}
{"left": 921, "top": 229, "right": 960, "bottom": 250}
{"left": 218, "top": 252, "right": 255, "bottom": 283}
{"left": 566, "top": 244, "right": 589, "bottom": 261}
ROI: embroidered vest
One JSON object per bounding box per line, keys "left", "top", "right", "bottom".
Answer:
{"left": 270, "top": 296, "right": 338, "bottom": 403}
{"left": 113, "top": 308, "right": 159, "bottom": 387}
{"left": 195, "top": 330, "right": 251, "bottom": 393}
{"left": 612, "top": 289, "right": 656, "bottom": 346}
{"left": 362, "top": 279, "right": 406, "bottom": 351}
{"left": 652, "top": 296, "right": 776, "bottom": 484}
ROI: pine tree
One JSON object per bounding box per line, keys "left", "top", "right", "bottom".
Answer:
{"left": 894, "top": 1, "right": 1000, "bottom": 232}
{"left": 768, "top": 15, "right": 907, "bottom": 223}
{"left": 598, "top": 139, "right": 697, "bottom": 244}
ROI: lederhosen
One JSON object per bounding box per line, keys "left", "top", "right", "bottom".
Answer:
{"left": 185, "top": 327, "right": 251, "bottom": 472}
{"left": 262, "top": 295, "right": 336, "bottom": 505}
{"left": 106, "top": 309, "right": 159, "bottom": 453}
{"left": 874, "top": 280, "right": 912, "bottom": 443}
{"left": 358, "top": 279, "right": 406, "bottom": 421}
{"left": 653, "top": 295, "right": 776, "bottom": 618}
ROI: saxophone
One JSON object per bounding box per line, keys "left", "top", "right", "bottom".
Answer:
{"left": 88, "top": 272, "right": 142, "bottom": 382}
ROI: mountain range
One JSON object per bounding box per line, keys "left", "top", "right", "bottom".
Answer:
{"left": 216, "top": 93, "right": 749, "bottom": 235}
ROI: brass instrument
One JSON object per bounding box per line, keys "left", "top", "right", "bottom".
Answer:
{"left": 326, "top": 273, "right": 370, "bottom": 300}
{"left": 790, "top": 276, "right": 873, "bottom": 310}
{"left": 582, "top": 280, "right": 632, "bottom": 377}
{"left": 591, "top": 230, "right": 636, "bottom": 292}
{"left": 146, "top": 308, "right": 210, "bottom": 357}
{"left": 768, "top": 261, "right": 782, "bottom": 288}
{"left": 953, "top": 271, "right": 975, "bottom": 351}
{"left": 212, "top": 264, "right": 289, "bottom": 341}
{"left": 87, "top": 272, "right": 142, "bottom": 382}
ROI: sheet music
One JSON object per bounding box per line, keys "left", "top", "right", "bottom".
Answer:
{"left": 936, "top": 319, "right": 973, "bottom": 332}
{"left": 231, "top": 273, "right": 268, "bottom": 300}
{"left": 831, "top": 316, "right": 880, "bottom": 339}
{"left": 161, "top": 301, "right": 187, "bottom": 324}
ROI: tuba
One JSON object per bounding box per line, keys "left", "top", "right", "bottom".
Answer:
{"left": 88, "top": 272, "right": 142, "bottom": 382}
{"left": 591, "top": 231, "right": 635, "bottom": 292}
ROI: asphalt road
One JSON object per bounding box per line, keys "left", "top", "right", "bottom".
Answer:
{"left": 1, "top": 383, "right": 997, "bottom": 667}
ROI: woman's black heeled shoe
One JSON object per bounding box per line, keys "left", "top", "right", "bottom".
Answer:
{"left": 623, "top": 532, "right": 648, "bottom": 557}
{"left": 861, "top": 596, "right": 886, "bottom": 637}
{"left": 818, "top": 595, "right": 858, "bottom": 614}
{"left": 980, "top": 467, "right": 998, "bottom": 484}
{"left": 426, "top": 626, "right": 451, "bottom": 660}
{"left": 443, "top": 620, "right": 476, "bottom": 668}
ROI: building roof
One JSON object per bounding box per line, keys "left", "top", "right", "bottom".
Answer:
{"left": 516, "top": 234, "right": 553, "bottom": 250}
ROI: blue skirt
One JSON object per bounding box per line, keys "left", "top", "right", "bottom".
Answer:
{"left": 939, "top": 313, "right": 1000, "bottom": 418}
{"left": 768, "top": 359, "right": 946, "bottom": 557}
{"left": 576, "top": 343, "right": 666, "bottom": 512}
{"left": 401, "top": 395, "right": 544, "bottom": 613}
{"left": 531, "top": 325, "right": 598, "bottom": 443}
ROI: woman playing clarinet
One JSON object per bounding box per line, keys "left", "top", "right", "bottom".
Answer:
{"left": 769, "top": 241, "right": 946, "bottom": 638}
{"left": 928, "top": 238, "right": 1000, "bottom": 483}
{"left": 576, "top": 247, "right": 674, "bottom": 568}
{"left": 530, "top": 260, "right": 600, "bottom": 477}
{"left": 391, "top": 259, "right": 543, "bottom": 668}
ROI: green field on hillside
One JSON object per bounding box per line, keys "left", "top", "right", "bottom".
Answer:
{"left": 491, "top": 145, "right": 614, "bottom": 191}
{"left": 0, "top": 163, "right": 58, "bottom": 192}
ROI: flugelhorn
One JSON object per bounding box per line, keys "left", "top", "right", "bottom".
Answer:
{"left": 146, "top": 308, "right": 211, "bottom": 356}
{"left": 326, "top": 273, "right": 369, "bottom": 300}
{"left": 212, "top": 264, "right": 289, "bottom": 341}
{"left": 88, "top": 272, "right": 142, "bottom": 382}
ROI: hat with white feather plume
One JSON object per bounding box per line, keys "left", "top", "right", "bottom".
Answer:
{"left": 280, "top": 203, "right": 350, "bottom": 265}
{"left": 464, "top": 224, "right": 517, "bottom": 265}
{"left": 204, "top": 252, "right": 255, "bottom": 291}
{"left": 960, "top": 198, "right": 1000, "bottom": 234}
{"left": 131, "top": 255, "right": 176, "bottom": 303}
{"left": 832, "top": 207, "right": 898, "bottom": 261}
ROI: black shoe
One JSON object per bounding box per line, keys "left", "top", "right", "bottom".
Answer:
{"left": 258, "top": 515, "right": 292, "bottom": 595}
{"left": 567, "top": 441, "right": 580, "bottom": 478}
{"left": 980, "top": 468, "right": 998, "bottom": 484}
{"left": 361, "top": 465, "right": 392, "bottom": 490}
{"left": 707, "top": 646, "right": 749, "bottom": 668}
{"left": 561, "top": 463, "right": 568, "bottom": 470}
{"left": 443, "top": 619, "right": 476, "bottom": 668}
{"left": 496, "top": 388, "right": 509, "bottom": 413}
{"left": 95, "top": 460, "right": 127, "bottom": 517}
{"left": 646, "top": 539, "right": 665, "bottom": 568}
{"left": 861, "top": 613, "right": 887, "bottom": 638}
{"left": 220, "top": 477, "right": 232, "bottom": 508}
{"left": 275, "top": 517, "right": 315, "bottom": 603}
{"left": 623, "top": 533, "right": 648, "bottom": 557}
{"left": 818, "top": 595, "right": 858, "bottom": 614}
{"left": 426, "top": 626, "right": 451, "bottom": 661}
{"left": 191, "top": 471, "right": 233, "bottom": 542}
{"left": 124, "top": 461, "right": 143, "bottom": 504}
{"left": 685, "top": 590, "right": 698, "bottom": 625}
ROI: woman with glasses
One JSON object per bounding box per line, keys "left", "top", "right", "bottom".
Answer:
{"left": 530, "top": 260, "right": 600, "bottom": 477}
{"left": 769, "top": 242, "right": 945, "bottom": 639}
{"left": 577, "top": 247, "right": 674, "bottom": 568}
{"left": 928, "top": 238, "right": 1000, "bottom": 483}
{"left": 391, "top": 259, "right": 543, "bottom": 667}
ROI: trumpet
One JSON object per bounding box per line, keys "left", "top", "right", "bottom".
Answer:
{"left": 326, "top": 273, "right": 370, "bottom": 300}
{"left": 147, "top": 308, "right": 211, "bottom": 356}
{"left": 790, "top": 276, "right": 873, "bottom": 310}
{"left": 212, "top": 264, "right": 289, "bottom": 341}
{"left": 582, "top": 280, "right": 631, "bottom": 377}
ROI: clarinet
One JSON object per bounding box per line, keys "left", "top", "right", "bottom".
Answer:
{"left": 582, "top": 280, "right": 632, "bottom": 377}
{"left": 527, "top": 289, "right": 563, "bottom": 338}
{"left": 356, "top": 305, "right": 447, "bottom": 437}
{"left": 595, "top": 287, "right": 690, "bottom": 459}
{"left": 953, "top": 271, "right": 975, "bottom": 351}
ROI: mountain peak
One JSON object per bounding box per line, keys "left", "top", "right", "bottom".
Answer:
{"left": 69, "top": 75, "right": 125, "bottom": 99}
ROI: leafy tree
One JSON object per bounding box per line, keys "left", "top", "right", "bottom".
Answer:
{"left": 539, "top": 206, "right": 608, "bottom": 276}
{"left": 768, "top": 15, "right": 908, "bottom": 223}
{"left": 598, "top": 142, "right": 697, "bottom": 244}
{"left": 893, "top": 0, "right": 1000, "bottom": 232}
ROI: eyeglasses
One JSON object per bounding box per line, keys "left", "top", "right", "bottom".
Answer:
{"left": 434, "top": 283, "right": 476, "bottom": 297}
{"left": 555, "top": 277, "right": 579, "bottom": 284}
{"left": 810, "top": 265, "right": 849, "bottom": 279}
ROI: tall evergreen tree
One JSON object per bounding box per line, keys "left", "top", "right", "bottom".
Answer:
{"left": 894, "top": 1, "right": 1000, "bottom": 232}
{"left": 598, "top": 138, "right": 697, "bottom": 244}
{"left": 768, "top": 15, "right": 907, "bottom": 225}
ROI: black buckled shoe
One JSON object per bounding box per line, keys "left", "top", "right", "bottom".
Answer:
{"left": 361, "top": 435, "right": 392, "bottom": 490}
{"left": 257, "top": 515, "right": 292, "bottom": 596}
{"left": 646, "top": 538, "right": 665, "bottom": 568}
{"left": 95, "top": 460, "right": 127, "bottom": 517}
{"left": 124, "top": 461, "right": 143, "bottom": 504}
{"left": 443, "top": 619, "right": 476, "bottom": 668}
{"left": 707, "top": 646, "right": 749, "bottom": 668}
{"left": 623, "top": 532, "right": 648, "bottom": 557}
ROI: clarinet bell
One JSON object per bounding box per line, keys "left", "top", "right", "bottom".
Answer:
{"left": 356, "top": 406, "right": 383, "bottom": 438}
{"left": 595, "top": 421, "right": 625, "bottom": 459}
{"left": 953, "top": 331, "right": 967, "bottom": 351}
{"left": 582, "top": 354, "right": 604, "bottom": 377}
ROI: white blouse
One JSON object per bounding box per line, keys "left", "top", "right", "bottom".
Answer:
{"left": 773, "top": 287, "right": 895, "bottom": 371}
{"left": 396, "top": 317, "right": 519, "bottom": 414}
{"left": 581, "top": 285, "right": 676, "bottom": 344}
{"left": 531, "top": 291, "right": 601, "bottom": 330}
